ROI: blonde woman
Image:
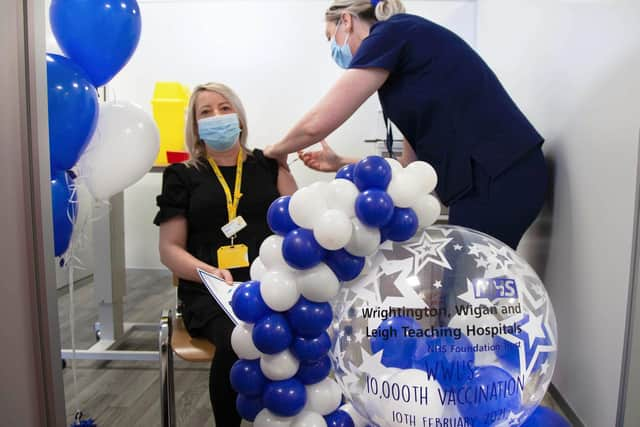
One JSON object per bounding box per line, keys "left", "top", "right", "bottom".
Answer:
{"left": 266, "top": 0, "right": 547, "bottom": 250}
{"left": 154, "top": 82, "right": 296, "bottom": 425}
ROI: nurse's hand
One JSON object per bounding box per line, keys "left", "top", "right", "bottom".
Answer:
{"left": 298, "top": 140, "right": 343, "bottom": 172}
{"left": 264, "top": 144, "right": 290, "bottom": 171}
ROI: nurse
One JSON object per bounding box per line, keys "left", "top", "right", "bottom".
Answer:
{"left": 265, "top": 0, "right": 548, "bottom": 249}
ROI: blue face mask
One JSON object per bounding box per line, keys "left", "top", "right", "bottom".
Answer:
{"left": 330, "top": 21, "right": 352, "bottom": 69}
{"left": 197, "top": 113, "right": 241, "bottom": 152}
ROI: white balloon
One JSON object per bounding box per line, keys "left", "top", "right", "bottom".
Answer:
{"left": 77, "top": 101, "right": 159, "bottom": 201}
{"left": 254, "top": 409, "right": 293, "bottom": 427}
{"left": 260, "top": 270, "right": 300, "bottom": 312}
{"left": 291, "top": 411, "right": 327, "bottom": 427}
{"left": 412, "top": 194, "right": 441, "bottom": 228}
{"left": 260, "top": 350, "right": 300, "bottom": 381}
{"left": 259, "top": 235, "right": 289, "bottom": 271}
{"left": 386, "top": 171, "right": 422, "bottom": 208}
{"left": 298, "top": 263, "right": 340, "bottom": 303}
{"left": 313, "top": 209, "right": 352, "bottom": 250}
{"left": 289, "top": 186, "right": 328, "bottom": 229}
{"left": 339, "top": 404, "right": 368, "bottom": 427}
{"left": 326, "top": 179, "right": 359, "bottom": 218}
{"left": 250, "top": 257, "right": 267, "bottom": 281}
{"left": 405, "top": 161, "right": 438, "bottom": 193}
{"left": 304, "top": 378, "right": 342, "bottom": 416}
{"left": 381, "top": 369, "right": 445, "bottom": 426}
{"left": 309, "top": 181, "right": 331, "bottom": 200}
{"left": 230, "top": 322, "right": 260, "bottom": 360}
{"left": 385, "top": 157, "right": 403, "bottom": 173}
{"left": 345, "top": 217, "right": 380, "bottom": 257}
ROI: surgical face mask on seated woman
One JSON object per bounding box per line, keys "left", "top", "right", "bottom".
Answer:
{"left": 197, "top": 113, "right": 241, "bottom": 152}
{"left": 330, "top": 20, "right": 352, "bottom": 69}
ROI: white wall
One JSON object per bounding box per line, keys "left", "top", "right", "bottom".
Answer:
{"left": 115, "top": 0, "right": 477, "bottom": 269}
{"left": 476, "top": 1, "right": 640, "bottom": 425}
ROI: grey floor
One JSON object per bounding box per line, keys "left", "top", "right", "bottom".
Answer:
{"left": 59, "top": 269, "right": 568, "bottom": 427}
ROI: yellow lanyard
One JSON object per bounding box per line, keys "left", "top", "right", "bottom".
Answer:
{"left": 207, "top": 151, "right": 244, "bottom": 222}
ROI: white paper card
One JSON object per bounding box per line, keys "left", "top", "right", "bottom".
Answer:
{"left": 197, "top": 268, "right": 241, "bottom": 325}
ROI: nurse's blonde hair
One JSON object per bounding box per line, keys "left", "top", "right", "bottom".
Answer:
{"left": 185, "top": 82, "right": 251, "bottom": 167}
{"left": 325, "top": 0, "right": 405, "bottom": 23}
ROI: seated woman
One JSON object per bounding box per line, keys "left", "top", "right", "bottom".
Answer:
{"left": 154, "top": 82, "right": 296, "bottom": 426}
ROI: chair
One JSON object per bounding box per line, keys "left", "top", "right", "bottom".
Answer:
{"left": 159, "top": 276, "right": 216, "bottom": 427}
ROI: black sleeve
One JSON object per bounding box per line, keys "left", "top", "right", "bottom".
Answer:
{"left": 252, "top": 149, "right": 279, "bottom": 186}
{"left": 153, "top": 164, "right": 190, "bottom": 225}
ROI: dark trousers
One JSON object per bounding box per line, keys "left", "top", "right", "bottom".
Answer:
{"left": 448, "top": 147, "right": 548, "bottom": 249}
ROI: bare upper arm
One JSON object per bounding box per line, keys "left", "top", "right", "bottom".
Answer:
{"left": 277, "top": 166, "right": 297, "bottom": 196}
{"left": 159, "top": 216, "right": 187, "bottom": 251}
{"left": 400, "top": 138, "right": 418, "bottom": 166}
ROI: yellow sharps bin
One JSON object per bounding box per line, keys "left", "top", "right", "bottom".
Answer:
{"left": 151, "top": 82, "right": 190, "bottom": 165}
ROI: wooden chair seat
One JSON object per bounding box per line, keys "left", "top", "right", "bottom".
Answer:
{"left": 171, "top": 316, "right": 215, "bottom": 362}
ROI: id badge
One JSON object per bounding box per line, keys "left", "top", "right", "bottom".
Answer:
{"left": 217, "top": 244, "right": 250, "bottom": 269}
{"left": 221, "top": 216, "right": 247, "bottom": 239}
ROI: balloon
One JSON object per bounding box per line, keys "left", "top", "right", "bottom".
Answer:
{"left": 77, "top": 101, "right": 159, "bottom": 201}
{"left": 253, "top": 313, "right": 293, "bottom": 355}
{"left": 296, "top": 355, "right": 332, "bottom": 385}
{"left": 264, "top": 379, "right": 307, "bottom": 417}
{"left": 297, "top": 263, "right": 340, "bottom": 303}
{"left": 385, "top": 157, "right": 403, "bottom": 173}
{"left": 337, "top": 404, "right": 367, "bottom": 427}
{"left": 293, "top": 411, "right": 328, "bottom": 427}
{"left": 380, "top": 207, "right": 419, "bottom": 242}
{"left": 313, "top": 209, "right": 353, "bottom": 251}
{"left": 494, "top": 314, "right": 549, "bottom": 373}
{"left": 289, "top": 186, "right": 328, "bottom": 229}
{"left": 283, "top": 229, "right": 325, "bottom": 270}
{"left": 260, "top": 270, "right": 300, "bottom": 312}
{"left": 412, "top": 329, "right": 475, "bottom": 388}
{"left": 231, "top": 322, "right": 261, "bottom": 360}
{"left": 353, "top": 156, "right": 392, "bottom": 191}
{"left": 268, "top": 196, "right": 298, "bottom": 236}
{"left": 230, "top": 359, "right": 268, "bottom": 397}
{"left": 251, "top": 257, "right": 268, "bottom": 281}
{"left": 49, "top": 0, "right": 142, "bottom": 87}
{"left": 335, "top": 164, "right": 355, "bottom": 182}
{"left": 370, "top": 316, "right": 420, "bottom": 369}
{"left": 386, "top": 171, "right": 422, "bottom": 208}
{"left": 325, "top": 249, "right": 365, "bottom": 282}
{"left": 287, "top": 297, "right": 333, "bottom": 338}
{"left": 456, "top": 366, "right": 522, "bottom": 422}
{"left": 236, "top": 394, "right": 264, "bottom": 422}
{"left": 326, "top": 179, "right": 359, "bottom": 218}
{"left": 46, "top": 54, "right": 98, "bottom": 172}
{"left": 259, "top": 235, "right": 291, "bottom": 272}
{"left": 304, "top": 378, "right": 342, "bottom": 416}
{"left": 380, "top": 369, "right": 445, "bottom": 425}
{"left": 355, "top": 189, "right": 394, "bottom": 227}
{"left": 405, "top": 161, "right": 438, "bottom": 193}
{"left": 51, "top": 170, "right": 77, "bottom": 256}
{"left": 254, "top": 409, "right": 294, "bottom": 427}
{"left": 291, "top": 332, "right": 332, "bottom": 362}
{"left": 261, "top": 349, "right": 301, "bottom": 381}
{"left": 324, "top": 409, "right": 354, "bottom": 427}
{"left": 231, "top": 281, "right": 272, "bottom": 323}
{"left": 412, "top": 194, "right": 441, "bottom": 229}
{"left": 344, "top": 218, "right": 380, "bottom": 257}
{"left": 521, "top": 406, "right": 571, "bottom": 427}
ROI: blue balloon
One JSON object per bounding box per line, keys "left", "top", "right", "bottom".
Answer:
{"left": 263, "top": 379, "right": 306, "bottom": 417}
{"left": 236, "top": 394, "right": 263, "bottom": 422}
{"left": 353, "top": 156, "right": 392, "bottom": 191}
{"left": 456, "top": 366, "right": 522, "bottom": 423}
{"left": 50, "top": 0, "right": 142, "bottom": 87}
{"left": 325, "top": 409, "right": 355, "bottom": 427}
{"left": 291, "top": 332, "right": 331, "bottom": 362}
{"left": 282, "top": 228, "right": 325, "bottom": 270}
{"left": 231, "top": 281, "right": 272, "bottom": 323}
{"left": 296, "top": 354, "right": 332, "bottom": 385}
{"left": 286, "top": 297, "right": 333, "bottom": 338}
{"left": 252, "top": 313, "right": 293, "bottom": 355}
{"left": 46, "top": 54, "right": 98, "bottom": 172}
{"left": 521, "top": 406, "right": 571, "bottom": 427}
{"left": 412, "top": 330, "right": 475, "bottom": 388}
{"left": 325, "top": 249, "right": 365, "bottom": 282}
{"left": 355, "top": 189, "right": 394, "bottom": 227}
{"left": 267, "top": 196, "right": 298, "bottom": 235}
{"left": 381, "top": 207, "right": 419, "bottom": 242}
{"left": 230, "top": 359, "right": 268, "bottom": 397}
{"left": 51, "top": 170, "right": 77, "bottom": 257}
{"left": 335, "top": 163, "right": 355, "bottom": 182}
{"left": 370, "top": 316, "right": 419, "bottom": 369}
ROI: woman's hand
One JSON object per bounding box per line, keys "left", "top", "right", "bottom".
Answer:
{"left": 298, "top": 140, "right": 344, "bottom": 172}
{"left": 213, "top": 267, "right": 234, "bottom": 285}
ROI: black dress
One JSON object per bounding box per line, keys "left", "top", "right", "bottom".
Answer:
{"left": 153, "top": 148, "right": 280, "bottom": 426}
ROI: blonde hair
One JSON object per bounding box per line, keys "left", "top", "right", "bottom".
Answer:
{"left": 185, "top": 82, "right": 251, "bottom": 166}
{"left": 325, "top": 0, "right": 405, "bottom": 23}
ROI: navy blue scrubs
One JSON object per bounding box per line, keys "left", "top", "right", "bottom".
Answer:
{"left": 349, "top": 14, "right": 547, "bottom": 248}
